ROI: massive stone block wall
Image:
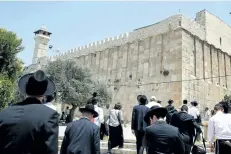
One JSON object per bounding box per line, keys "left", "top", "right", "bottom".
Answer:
{"left": 66, "top": 29, "right": 183, "bottom": 121}
{"left": 196, "top": 10, "right": 231, "bottom": 55}
{"left": 182, "top": 29, "right": 231, "bottom": 110}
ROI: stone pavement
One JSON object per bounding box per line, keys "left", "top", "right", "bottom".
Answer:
{"left": 59, "top": 125, "right": 135, "bottom": 140}
{"left": 59, "top": 125, "right": 214, "bottom": 154}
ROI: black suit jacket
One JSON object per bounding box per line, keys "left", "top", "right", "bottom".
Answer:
{"left": 131, "top": 104, "right": 149, "bottom": 132}
{"left": 0, "top": 98, "right": 59, "bottom": 154}
{"left": 60, "top": 118, "right": 100, "bottom": 154}
{"left": 170, "top": 111, "right": 195, "bottom": 144}
{"left": 145, "top": 120, "right": 185, "bottom": 154}
{"left": 171, "top": 111, "right": 202, "bottom": 145}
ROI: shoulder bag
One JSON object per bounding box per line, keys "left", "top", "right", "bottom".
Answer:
{"left": 191, "top": 132, "right": 207, "bottom": 154}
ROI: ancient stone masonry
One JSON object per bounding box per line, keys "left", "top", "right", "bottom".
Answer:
{"left": 28, "top": 10, "right": 231, "bottom": 121}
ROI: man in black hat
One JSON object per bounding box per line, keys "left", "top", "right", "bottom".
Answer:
{"left": 0, "top": 70, "right": 58, "bottom": 154}
{"left": 131, "top": 95, "right": 149, "bottom": 153}
{"left": 144, "top": 105, "right": 185, "bottom": 154}
{"left": 60, "top": 104, "right": 100, "bottom": 154}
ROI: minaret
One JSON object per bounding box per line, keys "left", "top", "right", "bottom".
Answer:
{"left": 32, "top": 25, "right": 52, "bottom": 64}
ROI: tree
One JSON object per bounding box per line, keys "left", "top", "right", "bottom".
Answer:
{"left": 0, "top": 28, "right": 24, "bottom": 81}
{"left": 0, "top": 28, "right": 24, "bottom": 110}
{"left": 0, "top": 76, "right": 14, "bottom": 110}
{"left": 45, "top": 59, "right": 112, "bottom": 120}
{"left": 223, "top": 95, "right": 231, "bottom": 113}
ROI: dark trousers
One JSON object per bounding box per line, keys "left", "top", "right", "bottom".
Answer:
{"left": 135, "top": 130, "right": 145, "bottom": 154}
{"left": 185, "top": 143, "right": 192, "bottom": 154}
{"left": 215, "top": 139, "right": 231, "bottom": 154}
{"left": 100, "top": 123, "right": 108, "bottom": 140}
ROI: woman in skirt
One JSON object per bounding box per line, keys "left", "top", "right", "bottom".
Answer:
{"left": 107, "top": 103, "right": 124, "bottom": 153}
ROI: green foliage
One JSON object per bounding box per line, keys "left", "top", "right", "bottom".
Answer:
{"left": 222, "top": 95, "right": 231, "bottom": 113}
{"left": 0, "top": 28, "right": 24, "bottom": 110}
{"left": 0, "top": 28, "right": 24, "bottom": 81}
{"left": 223, "top": 95, "right": 231, "bottom": 102}
{"left": 13, "top": 84, "right": 24, "bottom": 103}
{"left": 94, "top": 83, "right": 112, "bottom": 107}
{"left": 45, "top": 59, "right": 111, "bottom": 108}
{"left": 0, "top": 76, "right": 14, "bottom": 110}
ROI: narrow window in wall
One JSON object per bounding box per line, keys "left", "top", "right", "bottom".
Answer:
{"left": 220, "top": 37, "right": 222, "bottom": 45}
{"left": 193, "top": 36, "right": 196, "bottom": 76}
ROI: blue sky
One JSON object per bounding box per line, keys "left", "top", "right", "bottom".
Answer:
{"left": 0, "top": 1, "right": 231, "bottom": 66}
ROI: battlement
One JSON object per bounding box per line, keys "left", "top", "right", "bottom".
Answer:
{"left": 47, "top": 14, "right": 206, "bottom": 61}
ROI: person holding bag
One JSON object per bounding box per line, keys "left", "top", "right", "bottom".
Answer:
{"left": 107, "top": 103, "right": 124, "bottom": 154}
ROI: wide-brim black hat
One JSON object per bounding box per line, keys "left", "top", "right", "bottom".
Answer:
{"left": 18, "top": 70, "right": 56, "bottom": 96}
{"left": 191, "top": 101, "right": 198, "bottom": 106}
{"left": 144, "top": 105, "right": 167, "bottom": 124}
{"left": 79, "top": 104, "right": 99, "bottom": 118}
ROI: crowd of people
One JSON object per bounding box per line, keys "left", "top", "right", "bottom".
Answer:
{"left": 0, "top": 70, "right": 231, "bottom": 154}
{"left": 131, "top": 95, "right": 231, "bottom": 154}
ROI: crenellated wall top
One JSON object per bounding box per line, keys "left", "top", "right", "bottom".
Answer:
{"left": 47, "top": 14, "right": 206, "bottom": 61}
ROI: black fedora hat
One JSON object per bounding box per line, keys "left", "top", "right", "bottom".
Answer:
{"left": 18, "top": 70, "right": 56, "bottom": 96}
{"left": 144, "top": 105, "right": 167, "bottom": 124}
{"left": 79, "top": 104, "right": 99, "bottom": 118}
{"left": 191, "top": 101, "right": 198, "bottom": 106}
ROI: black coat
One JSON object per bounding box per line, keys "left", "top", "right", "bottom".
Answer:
{"left": 171, "top": 111, "right": 196, "bottom": 144}
{"left": 131, "top": 104, "right": 149, "bottom": 132}
{"left": 60, "top": 118, "right": 100, "bottom": 154}
{"left": 145, "top": 120, "right": 185, "bottom": 154}
{"left": 0, "top": 98, "right": 59, "bottom": 154}
{"left": 171, "top": 111, "right": 202, "bottom": 154}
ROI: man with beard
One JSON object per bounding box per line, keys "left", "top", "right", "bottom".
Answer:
{"left": 171, "top": 105, "right": 202, "bottom": 154}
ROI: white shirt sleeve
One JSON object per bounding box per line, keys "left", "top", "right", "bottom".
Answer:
{"left": 99, "top": 108, "right": 104, "bottom": 123}
{"left": 196, "top": 109, "right": 200, "bottom": 116}
{"left": 208, "top": 117, "right": 215, "bottom": 143}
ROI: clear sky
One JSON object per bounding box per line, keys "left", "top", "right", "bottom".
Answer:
{"left": 0, "top": 1, "right": 231, "bottom": 66}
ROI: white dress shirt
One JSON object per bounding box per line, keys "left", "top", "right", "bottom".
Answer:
{"left": 146, "top": 101, "right": 161, "bottom": 108}
{"left": 94, "top": 105, "right": 104, "bottom": 127}
{"left": 188, "top": 106, "right": 200, "bottom": 119}
{"left": 208, "top": 111, "right": 231, "bottom": 143}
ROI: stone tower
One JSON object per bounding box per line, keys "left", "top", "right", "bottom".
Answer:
{"left": 32, "top": 25, "right": 52, "bottom": 64}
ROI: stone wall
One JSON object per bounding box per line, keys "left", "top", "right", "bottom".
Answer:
{"left": 181, "top": 29, "right": 231, "bottom": 110}
{"left": 65, "top": 29, "right": 183, "bottom": 121}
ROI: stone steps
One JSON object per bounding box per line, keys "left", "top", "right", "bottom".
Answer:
{"left": 58, "top": 138, "right": 214, "bottom": 154}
